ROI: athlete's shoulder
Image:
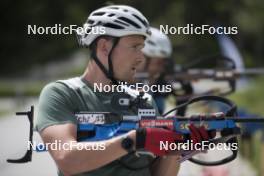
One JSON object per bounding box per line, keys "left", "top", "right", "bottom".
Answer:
{"left": 56, "top": 77, "right": 86, "bottom": 90}
{"left": 39, "top": 77, "right": 84, "bottom": 98}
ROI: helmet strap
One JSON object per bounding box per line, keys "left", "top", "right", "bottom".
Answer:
{"left": 108, "top": 37, "right": 120, "bottom": 84}
{"left": 91, "top": 37, "right": 120, "bottom": 85}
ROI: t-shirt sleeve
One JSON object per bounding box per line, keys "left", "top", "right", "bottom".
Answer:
{"left": 35, "top": 82, "right": 78, "bottom": 132}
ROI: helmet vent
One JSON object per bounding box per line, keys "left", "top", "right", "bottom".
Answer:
{"left": 87, "top": 20, "right": 95, "bottom": 24}
{"left": 108, "top": 13, "right": 115, "bottom": 17}
{"left": 103, "top": 23, "right": 125, "bottom": 29}
{"left": 108, "top": 7, "right": 119, "bottom": 10}
{"left": 118, "top": 17, "right": 141, "bottom": 29}
{"left": 114, "top": 20, "right": 129, "bottom": 26}
{"left": 132, "top": 14, "right": 148, "bottom": 27}
{"left": 92, "top": 12, "right": 105, "bottom": 16}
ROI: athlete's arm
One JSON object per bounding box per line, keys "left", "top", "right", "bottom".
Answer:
{"left": 40, "top": 123, "right": 136, "bottom": 176}
{"left": 151, "top": 156, "right": 180, "bottom": 176}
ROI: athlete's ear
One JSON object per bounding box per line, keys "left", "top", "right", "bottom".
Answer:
{"left": 97, "top": 38, "right": 112, "bottom": 57}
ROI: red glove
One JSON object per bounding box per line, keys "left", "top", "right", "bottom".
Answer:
{"left": 188, "top": 123, "right": 216, "bottom": 144}
{"left": 136, "top": 125, "right": 216, "bottom": 156}
{"left": 136, "top": 128, "right": 184, "bottom": 156}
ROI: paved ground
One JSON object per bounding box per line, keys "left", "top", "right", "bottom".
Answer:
{"left": 0, "top": 99, "right": 57, "bottom": 176}
{"left": 177, "top": 152, "right": 257, "bottom": 176}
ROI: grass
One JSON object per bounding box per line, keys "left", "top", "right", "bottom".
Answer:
{"left": 0, "top": 81, "right": 47, "bottom": 97}
{"left": 229, "top": 77, "right": 264, "bottom": 176}
{"left": 0, "top": 110, "right": 11, "bottom": 118}
{"left": 229, "top": 76, "right": 264, "bottom": 116}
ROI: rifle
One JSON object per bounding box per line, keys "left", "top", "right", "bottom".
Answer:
{"left": 7, "top": 92, "right": 264, "bottom": 168}
{"left": 135, "top": 54, "right": 264, "bottom": 98}
{"left": 135, "top": 54, "right": 264, "bottom": 117}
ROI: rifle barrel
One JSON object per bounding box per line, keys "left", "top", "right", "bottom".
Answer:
{"left": 175, "top": 117, "right": 264, "bottom": 122}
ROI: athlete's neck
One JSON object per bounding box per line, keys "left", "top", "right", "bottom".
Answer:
{"left": 82, "top": 60, "right": 112, "bottom": 86}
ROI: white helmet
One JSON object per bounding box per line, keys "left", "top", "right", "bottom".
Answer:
{"left": 142, "top": 27, "right": 172, "bottom": 58}
{"left": 77, "top": 5, "right": 151, "bottom": 46}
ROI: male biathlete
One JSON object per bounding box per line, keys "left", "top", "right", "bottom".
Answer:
{"left": 36, "top": 5, "right": 213, "bottom": 176}
{"left": 141, "top": 27, "right": 173, "bottom": 114}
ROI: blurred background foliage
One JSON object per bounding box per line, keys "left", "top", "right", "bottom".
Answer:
{"left": 0, "top": 0, "right": 264, "bottom": 115}
{"left": 1, "top": 0, "right": 264, "bottom": 113}
{"left": 229, "top": 77, "right": 264, "bottom": 116}
{"left": 0, "top": 1, "right": 263, "bottom": 174}
{"left": 1, "top": 0, "right": 264, "bottom": 77}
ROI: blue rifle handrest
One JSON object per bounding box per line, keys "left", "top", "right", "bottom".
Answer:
{"left": 119, "top": 122, "right": 138, "bottom": 131}
{"left": 78, "top": 122, "right": 139, "bottom": 141}
{"left": 79, "top": 123, "right": 121, "bottom": 141}
{"left": 114, "top": 122, "right": 138, "bottom": 136}
{"left": 78, "top": 124, "right": 95, "bottom": 131}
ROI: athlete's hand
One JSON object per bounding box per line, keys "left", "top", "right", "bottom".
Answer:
{"left": 136, "top": 128, "right": 184, "bottom": 156}
{"left": 188, "top": 123, "right": 216, "bottom": 144}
